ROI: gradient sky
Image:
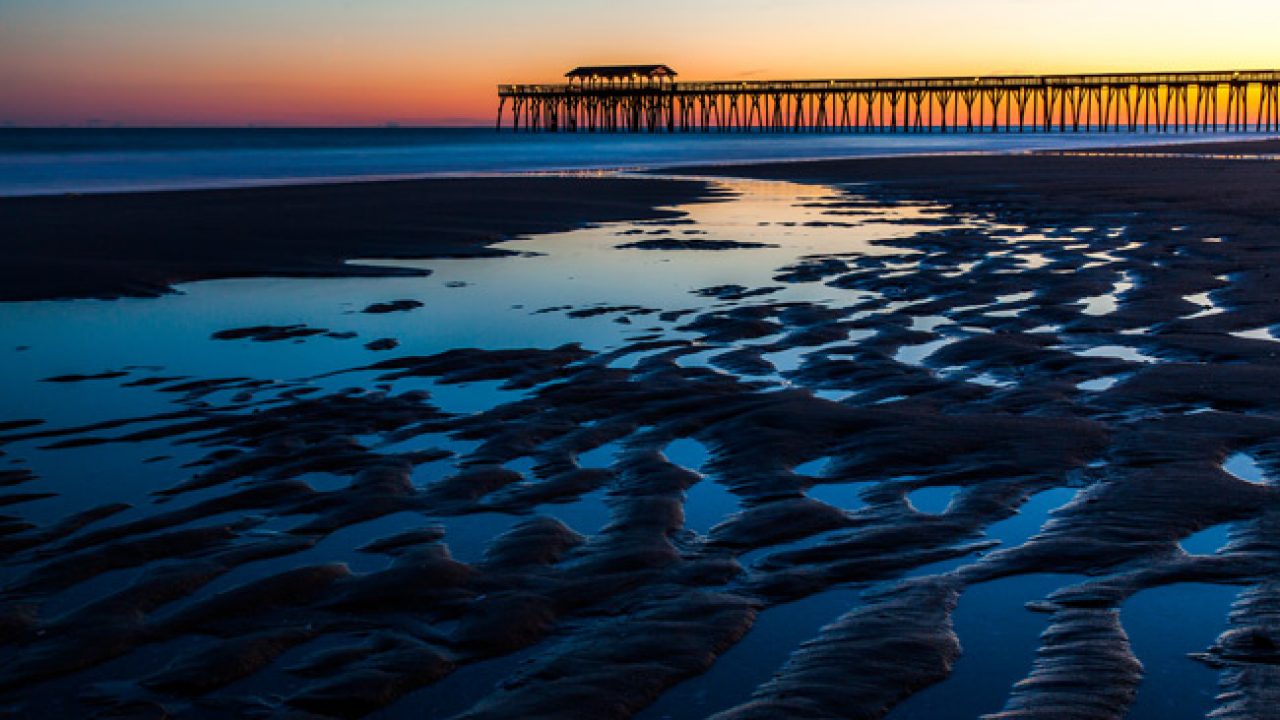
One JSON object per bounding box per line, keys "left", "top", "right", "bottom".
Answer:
{"left": 2, "top": 0, "right": 1279, "bottom": 126}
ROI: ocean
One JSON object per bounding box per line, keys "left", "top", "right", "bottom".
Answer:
{"left": 0, "top": 126, "right": 1260, "bottom": 196}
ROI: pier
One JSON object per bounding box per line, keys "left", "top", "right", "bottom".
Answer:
{"left": 497, "top": 66, "right": 1280, "bottom": 133}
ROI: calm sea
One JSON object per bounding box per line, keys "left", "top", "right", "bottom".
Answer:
{"left": 0, "top": 126, "right": 1257, "bottom": 196}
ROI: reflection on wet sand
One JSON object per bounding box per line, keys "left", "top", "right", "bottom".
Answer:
{"left": 2, "top": 170, "right": 1279, "bottom": 719}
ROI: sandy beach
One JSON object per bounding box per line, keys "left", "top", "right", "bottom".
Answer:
{"left": 2, "top": 140, "right": 1280, "bottom": 719}
{"left": 0, "top": 176, "right": 717, "bottom": 301}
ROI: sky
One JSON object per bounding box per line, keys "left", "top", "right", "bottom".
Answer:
{"left": 2, "top": 0, "right": 1279, "bottom": 126}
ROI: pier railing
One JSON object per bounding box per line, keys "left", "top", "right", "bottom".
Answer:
{"left": 496, "top": 70, "right": 1280, "bottom": 133}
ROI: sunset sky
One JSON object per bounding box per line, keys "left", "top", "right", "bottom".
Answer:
{"left": 3, "top": 0, "right": 1279, "bottom": 126}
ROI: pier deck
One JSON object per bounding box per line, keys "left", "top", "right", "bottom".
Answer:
{"left": 497, "top": 69, "right": 1280, "bottom": 133}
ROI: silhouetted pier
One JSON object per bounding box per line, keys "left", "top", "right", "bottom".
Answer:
{"left": 497, "top": 66, "right": 1280, "bottom": 133}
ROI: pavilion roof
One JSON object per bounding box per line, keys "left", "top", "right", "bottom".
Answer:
{"left": 566, "top": 65, "right": 678, "bottom": 79}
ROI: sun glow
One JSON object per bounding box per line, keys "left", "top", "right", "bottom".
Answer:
{"left": 2, "top": 0, "right": 1278, "bottom": 126}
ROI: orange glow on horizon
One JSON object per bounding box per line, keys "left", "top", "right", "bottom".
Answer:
{"left": 3, "top": 0, "right": 1280, "bottom": 126}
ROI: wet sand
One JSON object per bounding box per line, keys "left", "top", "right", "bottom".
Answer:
{"left": 674, "top": 140, "right": 1280, "bottom": 719}
{"left": 680, "top": 141, "right": 1280, "bottom": 219}
{"left": 1058, "top": 137, "right": 1280, "bottom": 156}
{"left": 0, "top": 176, "right": 718, "bottom": 301}
{"left": 3, "top": 141, "right": 1280, "bottom": 718}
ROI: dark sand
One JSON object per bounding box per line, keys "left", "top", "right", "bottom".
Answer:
{"left": 678, "top": 144, "right": 1280, "bottom": 220}
{"left": 0, "top": 176, "right": 717, "bottom": 301}
{"left": 1057, "top": 137, "right": 1280, "bottom": 156}
{"left": 5, "top": 140, "right": 1280, "bottom": 718}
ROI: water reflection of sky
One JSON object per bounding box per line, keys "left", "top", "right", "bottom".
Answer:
{"left": 1123, "top": 583, "right": 1239, "bottom": 719}
{"left": 888, "top": 574, "right": 1083, "bottom": 720}
{"left": 0, "top": 178, "right": 916, "bottom": 527}
{"left": 0, "top": 179, "right": 904, "bottom": 417}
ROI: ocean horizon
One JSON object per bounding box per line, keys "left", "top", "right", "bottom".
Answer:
{"left": 1, "top": 126, "right": 1268, "bottom": 197}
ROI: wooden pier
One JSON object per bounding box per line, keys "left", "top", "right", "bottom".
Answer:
{"left": 497, "top": 66, "right": 1280, "bottom": 133}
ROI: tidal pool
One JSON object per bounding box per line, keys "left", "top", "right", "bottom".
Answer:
{"left": 1122, "top": 583, "right": 1239, "bottom": 719}
{"left": 887, "top": 574, "right": 1084, "bottom": 720}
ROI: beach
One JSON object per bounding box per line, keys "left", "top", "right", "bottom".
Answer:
{"left": 2, "top": 138, "right": 1280, "bottom": 719}
{"left": 0, "top": 176, "right": 716, "bottom": 301}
